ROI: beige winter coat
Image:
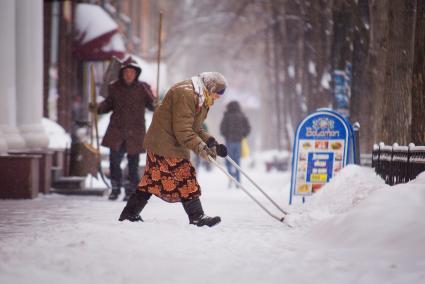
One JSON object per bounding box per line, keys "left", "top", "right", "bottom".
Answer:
{"left": 144, "top": 79, "right": 212, "bottom": 159}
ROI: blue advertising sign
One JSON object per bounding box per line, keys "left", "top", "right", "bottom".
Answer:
{"left": 333, "top": 64, "right": 352, "bottom": 119}
{"left": 333, "top": 70, "right": 348, "bottom": 109}
{"left": 306, "top": 152, "right": 334, "bottom": 183}
{"left": 289, "top": 109, "right": 355, "bottom": 204}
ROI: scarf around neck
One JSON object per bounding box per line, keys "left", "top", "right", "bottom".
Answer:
{"left": 191, "top": 76, "right": 213, "bottom": 108}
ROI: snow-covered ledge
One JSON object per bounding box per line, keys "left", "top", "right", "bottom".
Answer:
{"left": 15, "top": 0, "right": 48, "bottom": 149}
{"left": 0, "top": 0, "right": 26, "bottom": 150}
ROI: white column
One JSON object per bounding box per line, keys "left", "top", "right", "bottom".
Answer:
{"left": 15, "top": 0, "right": 49, "bottom": 149}
{"left": 0, "top": 0, "right": 26, "bottom": 151}
{"left": 0, "top": 129, "right": 7, "bottom": 154}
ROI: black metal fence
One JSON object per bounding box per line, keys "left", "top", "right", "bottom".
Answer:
{"left": 372, "top": 143, "right": 425, "bottom": 185}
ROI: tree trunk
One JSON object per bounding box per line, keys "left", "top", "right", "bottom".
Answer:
{"left": 411, "top": 0, "right": 425, "bottom": 145}
{"left": 283, "top": 1, "right": 300, "bottom": 148}
{"left": 304, "top": 0, "right": 332, "bottom": 112}
{"left": 271, "top": 1, "right": 284, "bottom": 150}
{"left": 349, "top": 0, "right": 372, "bottom": 153}
{"left": 262, "top": 14, "right": 278, "bottom": 150}
{"left": 367, "top": 0, "right": 389, "bottom": 147}
{"left": 380, "top": 0, "right": 416, "bottom": 145}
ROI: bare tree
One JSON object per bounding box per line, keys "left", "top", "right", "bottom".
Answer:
{"left": 304, "top": 0, "right": 333, "bottom": 113}
{"left": 349, "top": 0, "right": 373, "bottom": 153}
{"left": 411, "top": 0, "right": 425, "bottom": 145}
{"left": 379, "top": 0, "right": 416, "bottom": 145}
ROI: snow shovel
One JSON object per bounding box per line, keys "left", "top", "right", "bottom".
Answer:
{"left": 89, "top": 64, "right": 110, "bottom": 189}
{"left": 208, "top": 156, "right": 287, "bottom": 223}
{"left": 225, "top": 156, "right": 289, "bottom": 215}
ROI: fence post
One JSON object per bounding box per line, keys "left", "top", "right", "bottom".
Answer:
{"left": 408, "top": 143, "right": 414, "bottom": 181}
{"left": 353, "top": 122, "right": 360, "bottom": 165}
{"left": 372, "top": 144, "right": 378, "bottom": 168}
{"left": 378, "top": 142, "right": 384, "bottom": 179}
{"left": 389, "top": 143, "right": 396, "bottom": 185}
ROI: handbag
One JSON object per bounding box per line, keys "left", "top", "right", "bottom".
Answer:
{"left": 241, "top": 138, "right": 250, "bottom": 158}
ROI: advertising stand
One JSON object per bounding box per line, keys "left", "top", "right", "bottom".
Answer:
{"left": 289, "top": 109, "right": 356, "bottom": 204}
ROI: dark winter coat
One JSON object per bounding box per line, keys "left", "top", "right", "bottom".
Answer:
{"left": 220, "top": 101, "right": 251, "bottom": 143}
{"left": 98, "top": 62, "right": 155, "bottom": 155}
{"left": 143, "top": 79, "right": 213, "bottom": 160}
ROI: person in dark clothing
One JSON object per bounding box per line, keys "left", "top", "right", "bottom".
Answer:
{"left": 90, "top": 60, "right": 155, "bottom": 201}
{"left": 71, "top": 95, "right": 86, "bottom": 143}
{"left": 220, "top": 101, "right": 251, "bottom": 185}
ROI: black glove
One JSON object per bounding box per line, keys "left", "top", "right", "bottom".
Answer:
{"left": 205, "top": 137, "right": 227, "bottom": 157}
{"left": 216, "top": 144, "right": 227, "bottom": 157}
{"left": 206, "top": 137, "right": 218, "bottom": 148}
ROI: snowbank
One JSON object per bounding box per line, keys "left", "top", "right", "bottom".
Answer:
{"left": 410, "top": 171, "right": 425, "bottom": 184}
{"left": 41, "top": 118, "right": 71, "bottom": 149}
{"left": 286, "top": 165, "right": 387, "bottom": 228}
{"left": 0, "top": 156, "right": 424, "bottom": 283}
{"left": 304, "top": 182, "right": 425, "bottom": 253}
{"left": 283, "top": 164, "right": 425, "bottom": 261}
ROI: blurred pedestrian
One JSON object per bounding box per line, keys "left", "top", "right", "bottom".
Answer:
{"left": 90, "top": 59, "right": 155, "bottom": 201}
{"left": 119, "top": 72, "right": 228, "bottom": 227}
{"left": 71, "top": 95, "right": 86, "bottom": 143}
{"left": 220, "top": 101, "right": 251, "bottom": 186}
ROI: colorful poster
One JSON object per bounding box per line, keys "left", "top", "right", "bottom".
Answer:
{"left": 290, "top": 109, "right": 354, "bottom": 202}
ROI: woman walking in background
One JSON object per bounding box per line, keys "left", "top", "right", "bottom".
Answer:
{"left": 220, "top": 101, "right": 251, "bottom": 187}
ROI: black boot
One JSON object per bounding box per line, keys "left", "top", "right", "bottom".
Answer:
{"left": 109, "top": 180, "right": 121, "bottom": 201}
{"left": 182, "top": 198, "right": 221, "bottom": 227}
{"left": 118, "top": 191, "right": 149, "bottom": 222}
{"left": 108, "top": 190, "right": 120, "bottom": 201}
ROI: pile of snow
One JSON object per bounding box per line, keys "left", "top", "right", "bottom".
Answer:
{"left": 307, "top": 165, "right": 387, "bottom": 214}
{"left": 1, "top": 155, "right": 425, "bottom": 283}
{"left": 41, "top": 118, "right": 71, "bottom": 149}
{"left": 282, "top": 164, "right": 425, "bottom": 261}
{"left": 287, "top": 165, "right": 388, "bottom": 227}
{"left": 410, "top": 171, "right": 425, "bottom": 184}
{"left": 303, "top": 177, "right": 425, "bottom": 259}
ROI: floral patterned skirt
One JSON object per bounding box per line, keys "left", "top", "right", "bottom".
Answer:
{"left": 138, "top": 151, "right": 201, "bottom": 203}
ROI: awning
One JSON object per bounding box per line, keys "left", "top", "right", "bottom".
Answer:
{"left": 74, "top": 3, "right": 126, "bottom": 61}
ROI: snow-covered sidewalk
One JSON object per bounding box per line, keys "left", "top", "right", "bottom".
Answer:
{"left": 1, "top": 165, "right": 424, "bottom": 284}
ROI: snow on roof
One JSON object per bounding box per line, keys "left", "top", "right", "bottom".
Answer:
{"left": 75, "top": 3, "right": 118, "bottom": 45}
{"left": 101, "top": 33, "right": 125, "bottom": 53}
